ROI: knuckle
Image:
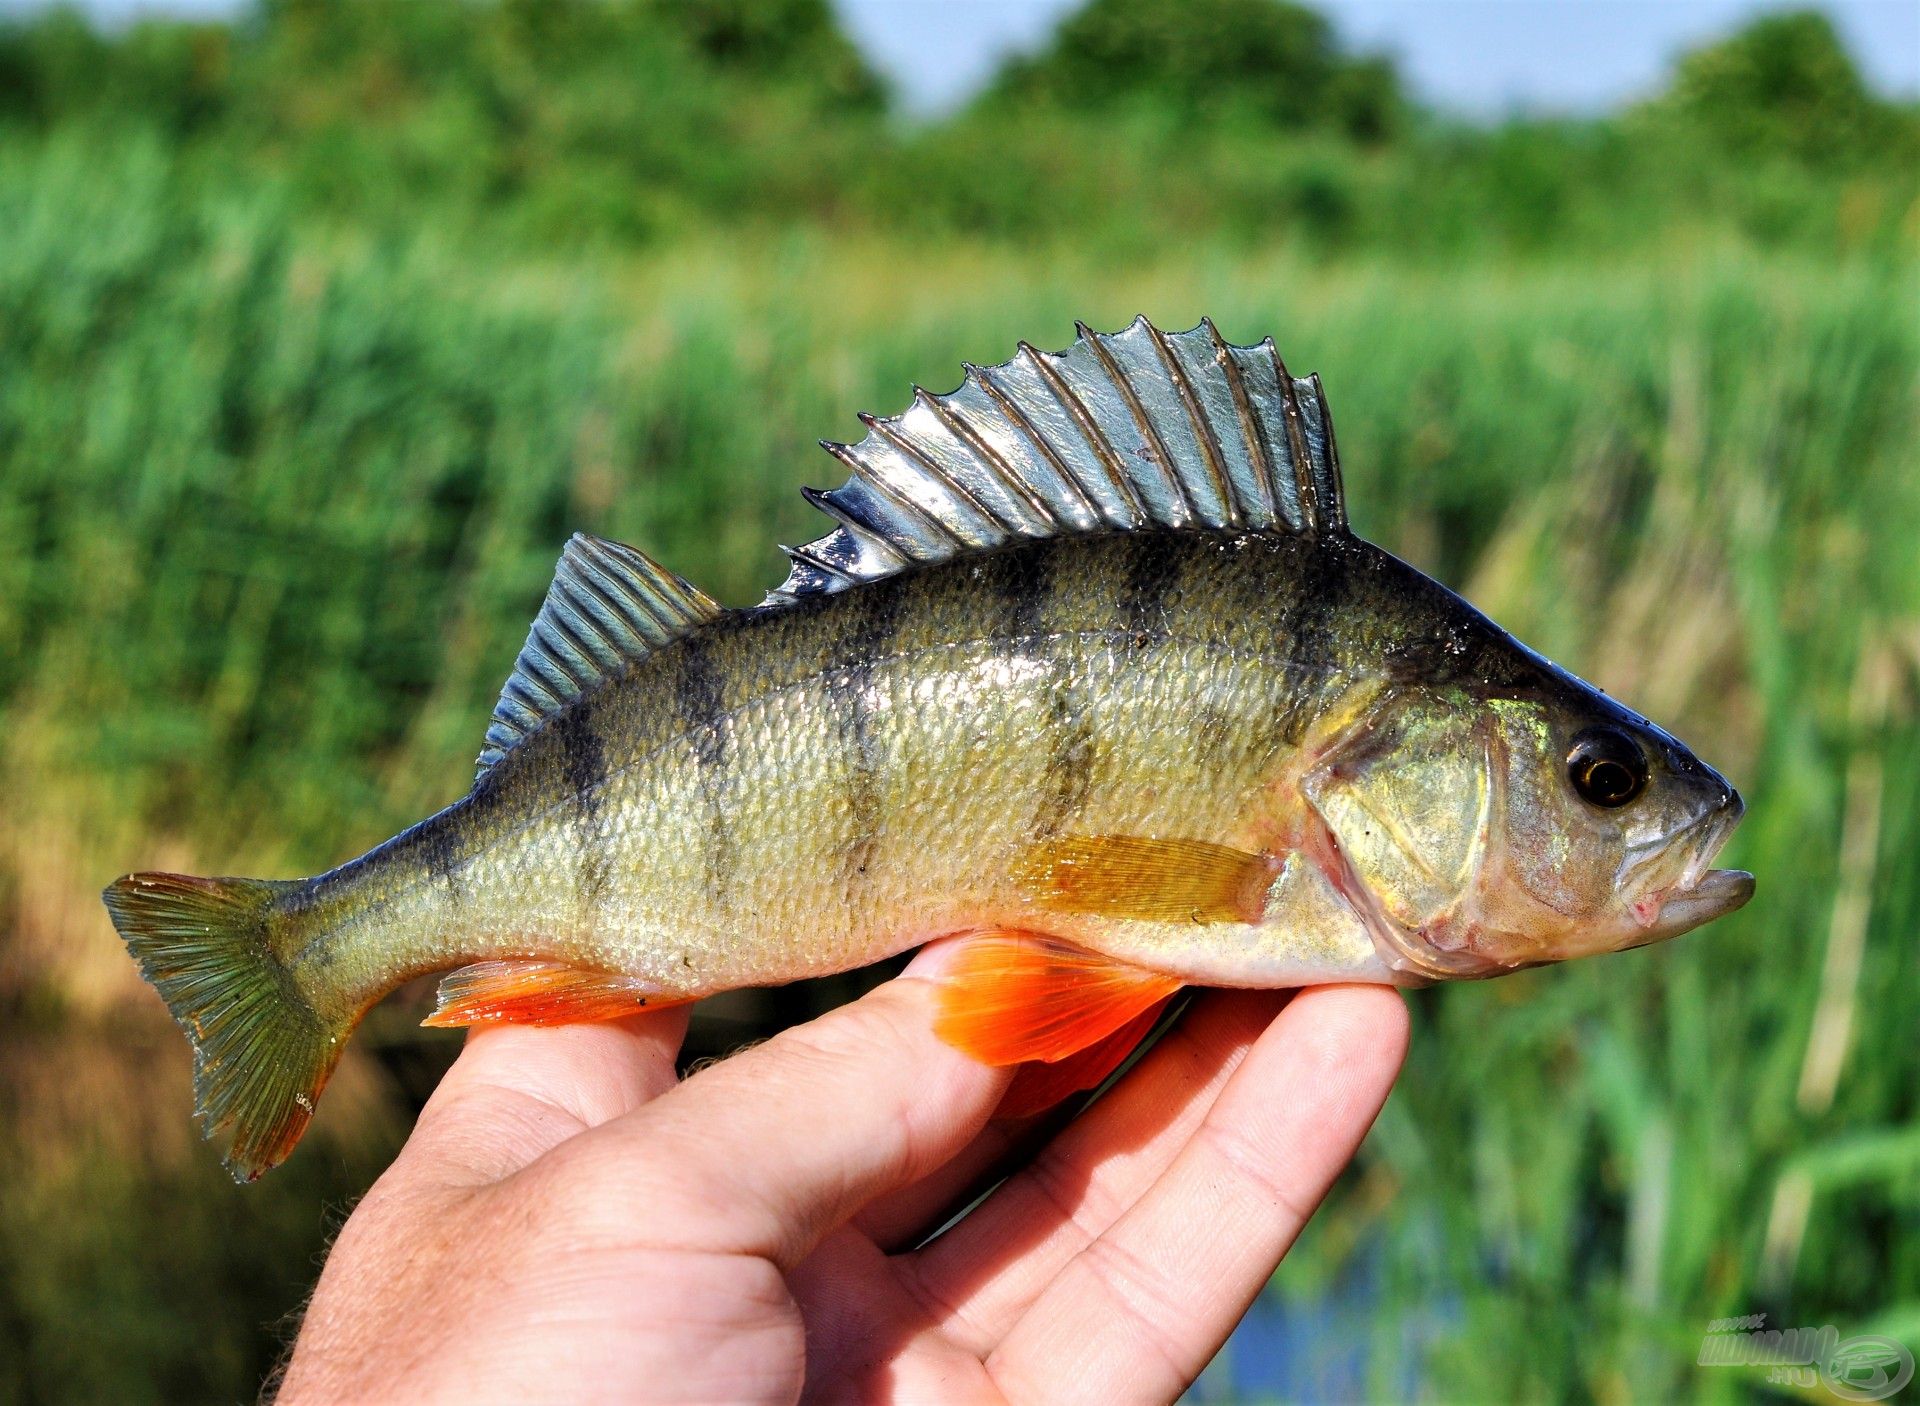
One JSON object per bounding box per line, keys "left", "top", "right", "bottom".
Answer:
{"left": 1196, "top": 1118, "right": 1318, "bottom": 1226}
{"left": 1078, "top": 1236, "right": 1200, "bottom": 1380}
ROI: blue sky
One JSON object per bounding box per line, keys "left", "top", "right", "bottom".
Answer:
{"left": 835, "top": 0, "right": 1920, "bottom": 115}
{"left": 8, "top": 0, "right": 1918, "bottom": 117}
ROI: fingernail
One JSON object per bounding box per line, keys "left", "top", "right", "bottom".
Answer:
{"left": 902, "top": 935, "right": 965, "bottom": 981}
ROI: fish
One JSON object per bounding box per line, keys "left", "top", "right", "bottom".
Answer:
{"left": 102, "top": 317, "right": 1754, "bottom": 1182}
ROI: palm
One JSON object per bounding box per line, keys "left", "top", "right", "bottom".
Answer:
{"left": 281, "top": 943, "right": 1406, "bottom": 1405}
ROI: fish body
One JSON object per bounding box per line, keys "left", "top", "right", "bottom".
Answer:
{"left": 104, "top": 319, "right": 1753, "bottom": 1181}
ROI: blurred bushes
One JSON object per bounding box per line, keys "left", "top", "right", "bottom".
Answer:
{"left": 0, "top": 0, "right": 891, "bottom": 243}
{"left": 1644, "top": 8, "right": 1915, "bottom": 166}
{"left": 983, "top": 0, "right": 1406, "bottom": 142}
{"left": 0, "top": 1, "right": 1913, "bottom": 255}
{"left": 0, "top": 7, "right": 234, "bottom": 135}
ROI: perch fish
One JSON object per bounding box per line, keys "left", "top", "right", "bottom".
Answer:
{"left": 104, "top": 318, "right": 1754, "bottom": 1181}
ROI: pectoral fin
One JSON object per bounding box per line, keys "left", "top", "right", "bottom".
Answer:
{"left": 932, "top": 930, "right": 1183, "bottom": 1070}
{"left": 996, "top": 998, "right": 1173, "bottom": 1118}
{"left": 423, "top": 960, "right": 683, "bottom": 1027}
{"left": 1015, "top": 834, "right": 1279, "bottom": 925}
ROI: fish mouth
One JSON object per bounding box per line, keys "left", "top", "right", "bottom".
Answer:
{"left": 1626, "top": 799, "right": 1753, "bottom": 942}
{"left": 1634, "top": 867, "right": 1755, "bottom": 942}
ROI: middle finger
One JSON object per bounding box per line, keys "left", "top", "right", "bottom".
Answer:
{"left": 899, "top": 988, "right": 1289, "bottom": 1351}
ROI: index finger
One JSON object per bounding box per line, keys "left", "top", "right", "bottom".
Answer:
{"left": 554, "top": 942, "right": 1011, "bottom": 1269}
{"left": 397, "top": 1007, "right": 692, "bottom": 1187}
{"left": 984, "top": 984, "right": 1407, "bottom": 1403}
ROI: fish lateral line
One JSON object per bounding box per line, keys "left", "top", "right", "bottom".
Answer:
{"left": 292, "top": 620, "right": 1345, "bottom": 964}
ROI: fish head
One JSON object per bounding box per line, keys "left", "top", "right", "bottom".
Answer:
{"left": 1303, "top": 671, "right": 1752, "bottom": 981}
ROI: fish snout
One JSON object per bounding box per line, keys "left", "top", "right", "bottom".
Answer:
{"left": 1638, "top": 866, "right": 1755, "bottom": 943}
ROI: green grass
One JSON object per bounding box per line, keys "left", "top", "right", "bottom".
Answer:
{"left": 0, "top": 130, "right": 1915, "bottom": 1403}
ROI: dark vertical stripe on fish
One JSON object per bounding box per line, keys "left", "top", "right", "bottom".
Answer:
{"left": 1034, "top": 669, "right": 1097, "bottom": 837}
{"left": 1272, "top": 537, "right": 1350, "bottom": 744}
{"left": 674, "top": 634, "right": 734, "bottom": 900}
{"left": 827, "top": 580, "right": 907, "bottom": 901}
{"left": 989, "top": 539, "right": 1052, "bottom": 646}
{"left": 415, "top": 812, "right": 465, "bottom": 903}
{"left": 1120, "top": 532, "right": 1181, "bottom": 649}
{"left": 1032, "top": 546, "right": 1093, "bottom": 836}
{"left": 559, "top": 697, "right": 612, "bottom": 919}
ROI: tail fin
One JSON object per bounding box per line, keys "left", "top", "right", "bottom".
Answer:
{"left": 103, "top": 872, "right": 344, "bottom": 1182}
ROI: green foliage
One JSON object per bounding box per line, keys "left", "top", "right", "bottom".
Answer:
{"left": 670, "top": 0, "right": 887, "bottom": 110}
{"left": 0, "top": 7, "right": 233, "bottom": 133}
{"left": 985, "top": 0, "right": 1404, "bottom": 141}
{"left": 1645, "top": 8, "right": 1914, "bottom": 164}
{"left": 0, "top": 1, "right": 1910, "bottom": 257}
{"left": 0, "top": 0, "right": 890, "bottom": 243}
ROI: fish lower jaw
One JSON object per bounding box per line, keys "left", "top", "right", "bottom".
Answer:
{"left": 1630, "top": 868, "right": 1756, "bottom": 940}
{"left": 1620, "top": 795, "right": 1751, "bottom": 939}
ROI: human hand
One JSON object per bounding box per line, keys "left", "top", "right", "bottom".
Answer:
{"left": 279, "top": 942, "right": 1408, "bottom": 1404}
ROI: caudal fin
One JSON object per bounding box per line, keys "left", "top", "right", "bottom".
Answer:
{"left": 103, "top": 872, "right": 344, "bottom": 1182}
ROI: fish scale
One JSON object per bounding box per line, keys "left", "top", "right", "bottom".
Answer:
{"left": 103, "top": 318, "right": 1752, "bottom": 1182}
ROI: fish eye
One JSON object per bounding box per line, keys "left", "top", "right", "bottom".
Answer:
{"left": 1567, "top": 727, "right": 1648, "bottom": 808}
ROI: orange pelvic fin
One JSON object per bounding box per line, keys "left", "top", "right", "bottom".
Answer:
{"left": 423, "top": 960, "right": 678, "bottom": 1028}
{"left": 1014, "top": 834, "right": 1279, "bottom": 925}
{"left": 932, "top": 929, "right": 1183, "bottom": 1070}
{"left": 997, "top": 997, "right": 1173, "bottom": 1119}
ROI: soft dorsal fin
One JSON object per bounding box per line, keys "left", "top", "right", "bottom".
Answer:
{"left": 478, "top": 533, "right": 720, "bottom": 777}
{"left": 766, "top": 316, "right": 1346, "bottom": 604}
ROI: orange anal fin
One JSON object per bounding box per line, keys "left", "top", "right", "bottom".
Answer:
{"left": 997, "top": 997, "right": 1173, "bottom": 1119}
{"left": 932, "top": 929, "right": 1183, "bottom": 1069}
{"left": 423, "top": 960, "right": 680, "bottom": 1028}
{"left": 1015, "top": 834, "right": 1279, "bottom": 924}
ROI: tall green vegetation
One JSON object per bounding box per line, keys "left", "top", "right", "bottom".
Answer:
{"left": 0, "top": 2, "right": 1914, "bottom": 1402}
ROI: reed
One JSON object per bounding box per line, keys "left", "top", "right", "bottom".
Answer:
{"left": 0, "top": 130, "right": 1913, "bottom": 1402}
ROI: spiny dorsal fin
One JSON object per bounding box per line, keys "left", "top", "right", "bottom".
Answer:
{"left": 478, "top": 533, "right": 719, "bottom": 777}
{"left": 766, "top": 316, "right": 1346, "bottom": 604}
